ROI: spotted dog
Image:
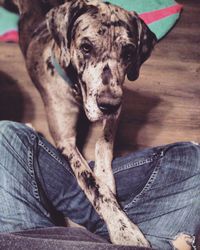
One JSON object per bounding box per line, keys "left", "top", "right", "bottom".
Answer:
{"left": 14, "top": 0, "right": 156, "bottom": 246}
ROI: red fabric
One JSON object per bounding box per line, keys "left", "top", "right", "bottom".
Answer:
{"left": 139, "top": 4, "right": 183, "bottom": 25}
{"left": 0, "top": 30, "right": 19, "bottom": 42}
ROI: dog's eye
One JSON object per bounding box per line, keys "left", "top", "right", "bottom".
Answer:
{"left": 122, "top": 44, "right": 137, "bottom": 63}
{"left": 80, "top": 42, "right": 93, "bottom": 55}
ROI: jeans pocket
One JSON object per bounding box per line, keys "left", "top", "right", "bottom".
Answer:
{"left": 122, "top": 149, "right": 163, "bottom": 212}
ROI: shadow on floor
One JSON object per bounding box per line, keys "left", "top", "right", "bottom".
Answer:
{"left": 115, "top": 87, "right": 162, "bottom": 155}
{"left": 0, "top": 70, "right": 34, "bottom": 122}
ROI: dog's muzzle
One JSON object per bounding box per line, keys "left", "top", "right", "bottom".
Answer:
{"left": 96, "top": 92, "right": 122, "bottom": 115}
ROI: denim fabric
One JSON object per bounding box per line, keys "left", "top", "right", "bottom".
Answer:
{"left": 0, "top": 121, "right": 199, "bottom": 249}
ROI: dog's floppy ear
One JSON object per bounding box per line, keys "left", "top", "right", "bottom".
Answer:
{"left": 46, "top": 0, "right": 90, "bottom": 68}
{"left": 127, "top": 16, "right": 157, "bottom": 81}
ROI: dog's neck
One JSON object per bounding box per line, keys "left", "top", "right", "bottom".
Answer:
{"left": 51, "top": 54, "right": 74, "bottom": 87}
{"left": 51, "top": 54, "right": 82, "bottom": 103}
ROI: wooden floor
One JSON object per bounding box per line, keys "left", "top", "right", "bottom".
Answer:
{"left": 0, "top": 0, "right": 200, "bottom": 160}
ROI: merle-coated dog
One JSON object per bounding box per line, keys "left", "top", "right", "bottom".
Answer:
{"left": 14, "top": 0, "right": 156, "bottom": 246}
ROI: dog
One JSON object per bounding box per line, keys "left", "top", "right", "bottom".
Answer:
{"left": 14, "top": 0, "right": 156, "bottom": 246}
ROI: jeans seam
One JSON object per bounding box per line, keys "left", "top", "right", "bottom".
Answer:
{"left": 27, "top": 146, "right": 40, "bottom": 201}
{"left": 113, "top": 156, "right": 155, "bottom": 174}
{"left": 0, "top": 131, "right": 27, "bottom": 167}
{"left": 124, "top": 154, "right": 162, "bottom": 211}
{"left": 3, "top": 129, "right": 41, "bottom": 201}
{"left": 26, "top": 133, "right": 41, "bottom": 201}
{"left": 16, "top": 128, "right": 37, "bottom": 146}
{"left": 38, "top": 140, "right": 73, "bottom": 174}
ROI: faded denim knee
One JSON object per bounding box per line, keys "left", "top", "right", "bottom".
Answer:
{"left": 0, "top": 120, "right": 37, "bottom": 148}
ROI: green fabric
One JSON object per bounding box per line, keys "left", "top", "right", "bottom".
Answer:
{"left": 103, "top": 0, "right": 181, "bottom": 40}
{"left": 0, "top": 7, "right": 19, "bottom": 35}
{"left": 104, "top": 0, "right": 177, "bottom": 13}
{"left": 149, "top": 13, "right": 180, "bottom": 39}
{"left": 0, "top": 1, "right": 181, "bottom": 41}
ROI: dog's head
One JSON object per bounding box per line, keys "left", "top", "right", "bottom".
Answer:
{"left": 46, "top": 0, "right": 157, "bottom": 121}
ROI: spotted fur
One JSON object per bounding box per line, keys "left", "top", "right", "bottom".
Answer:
{"left": 14, "top": 0, "right": 156, "bottom": 246}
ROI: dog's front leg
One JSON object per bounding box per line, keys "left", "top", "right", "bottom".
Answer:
{"left": 94, "top": 115, "right": 120, "bottom": 194}
{"left": 40, "top": 97, "right": 149, "bottom": 246}
{"left": 29, "top": 63, "right": 149, "bottom": 246}
{"left": 61, "top": 144, "right": 150, "bottom": 247}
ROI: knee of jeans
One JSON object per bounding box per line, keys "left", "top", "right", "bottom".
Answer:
{"left": 0, "top": 120, "right": 18, "bottom": 136}
{"left": 171, "top": 233, "right": 196, "bottom": 250}
{"left": 0, "top": 120, "right": 36, "bottom": 146}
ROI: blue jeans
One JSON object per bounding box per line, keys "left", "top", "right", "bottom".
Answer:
{"left": 0, "top": 121, "right": 199, "bottom": 249}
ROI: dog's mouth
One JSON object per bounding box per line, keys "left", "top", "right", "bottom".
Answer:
{"left": 84, "top": 102, "right": 121, "bottom": 122}
{"left": 79, "top": 84, "right": 122, "bottom": 121}
{"left": 96, "top": 96, "right": 122, "bottom": 116}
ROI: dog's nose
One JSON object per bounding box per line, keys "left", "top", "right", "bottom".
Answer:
{"left": 97, "top": 102, "right": 121, "bottom": 115}
{"left": 97, "top": 90, "right": 122, "bottom": 115}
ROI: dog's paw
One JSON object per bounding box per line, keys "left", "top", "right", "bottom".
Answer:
{"left": 109, "top": 218, "right": 150, "bottom": 247}
{"left": 112, "top": 228, "right": 150, "bottom": 247}
{"left": 127, "top": 228, "right": 150, "bottom": 247}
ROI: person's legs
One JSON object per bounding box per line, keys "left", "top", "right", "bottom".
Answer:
{"left": 110, "top": 142, "right": 200, "bottom": 249}
{"left": 0, "top": 120, "right": 55, "bottom": 232}
{"left": 35, "top": 133, "right": 200, "bottom": 250}
{"left": 0, "top": 121, "right": 199, "bottom": 249}
{"left": 0, "top": 120, "right": 102, "bottom": 233}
